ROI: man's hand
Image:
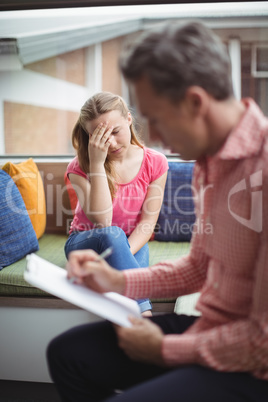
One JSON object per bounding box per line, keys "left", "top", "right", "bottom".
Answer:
{"left": 115, "top": 317, "right": 166, "bottom": 366}
{"left": 67, "top": 249, "right": 125, "bottom": 294}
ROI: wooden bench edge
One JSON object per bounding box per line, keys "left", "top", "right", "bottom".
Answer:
{"left": 0, "top": 296, "right": 175, "bottom": 313}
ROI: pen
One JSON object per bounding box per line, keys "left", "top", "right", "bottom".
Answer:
{"left": 96, "top": 247, "right": 113, "bottom": 261}
{"left": 68, "top": 247, "right": 113, "bottom": 283}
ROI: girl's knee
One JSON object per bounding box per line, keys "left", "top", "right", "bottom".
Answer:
{"left": 106, "top": 226, "right": 125, "bottom": 237}
{"left": 100, "top": 226, "right": 127, "bottom": 244}
{"left": 65, "top": 226, "right": 129, "bottom": 257}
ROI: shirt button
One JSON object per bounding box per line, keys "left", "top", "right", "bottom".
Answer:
{"left": 213, "top": 282, "right": 219, "bottom": 289}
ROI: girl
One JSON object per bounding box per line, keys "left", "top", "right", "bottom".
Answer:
{"left": 65, "top": 92, "right": 168, "bottom": 315}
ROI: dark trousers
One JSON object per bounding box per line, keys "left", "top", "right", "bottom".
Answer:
{"left": 47, "top": 314, "right": 268, "bottom": 402}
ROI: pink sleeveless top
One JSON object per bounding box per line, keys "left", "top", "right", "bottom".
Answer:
{"left": 67, "top": 147, "right": 168, "bottom": 235}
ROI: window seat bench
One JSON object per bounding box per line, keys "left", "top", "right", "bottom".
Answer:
{"left": 0, "top": 159, "right": 200, "bottom": 383}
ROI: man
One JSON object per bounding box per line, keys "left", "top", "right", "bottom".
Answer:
{"left": 47, "top": 21, "right": 268, "bottom": 401}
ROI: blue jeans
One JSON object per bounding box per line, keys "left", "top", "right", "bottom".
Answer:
{"left": 65, "top": 226, "right": 152, "bottom": 313}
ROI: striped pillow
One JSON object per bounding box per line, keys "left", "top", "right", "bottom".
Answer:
{"left": 0, "top": 170, "right": 39, "bottom": 270}
{"left": 155, "top": 162, "right": 196, "bottom": 242}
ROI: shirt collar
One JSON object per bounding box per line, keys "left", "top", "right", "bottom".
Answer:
{"left": 212, "top": 98, "right": 267, "bottom": 161}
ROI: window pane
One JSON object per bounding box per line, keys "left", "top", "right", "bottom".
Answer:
{"left": 241, "top": 44, "right": 268, "bottom": 117}
{"left": 256, "top": 47, "right": 268, "bottom": 72}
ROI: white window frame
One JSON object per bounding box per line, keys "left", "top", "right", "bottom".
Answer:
{"left": 228, "top": 38, "right": 241, "bottom": 100}
{"left": 251, "top": 44, "right": 268, "bottom": 78}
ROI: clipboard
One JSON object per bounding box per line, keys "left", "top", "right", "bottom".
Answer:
{"left": 24, "top": 253, "right": 140, "bottom": 327}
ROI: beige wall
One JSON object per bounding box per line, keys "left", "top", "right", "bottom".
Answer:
{"left": 4, "top": 102, "right": 78, "bottom": 155}
{"left": 4, "top": 48, "right": 86, "bottom": 155}
{"left": 26, "top": 48, "right": 86, "bottom": 86}
{"left": 3, "top": 34, "right": 143, "bottom": 156}
{"left": 102, "top": 36, "right": 125, "bottom": 96}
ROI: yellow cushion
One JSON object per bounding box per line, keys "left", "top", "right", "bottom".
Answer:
{"left": 2, "top": 158, "right": 46, "bottom": 239}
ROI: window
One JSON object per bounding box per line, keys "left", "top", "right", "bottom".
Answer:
{"left": 252, "top": 44, "right": 268, "bottom": 77}
{"left": 242, "top": 44, "right": 268, "bottom": 117}
{"left": 0, "top": 2, "right": 268, "bottom": 157}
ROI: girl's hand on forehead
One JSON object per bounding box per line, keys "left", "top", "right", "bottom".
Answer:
{"left": 92, "top": 122, "right": 113, "bottom": 141}
{"left": 88, "top": 122, "right": 114, "bottom": 165}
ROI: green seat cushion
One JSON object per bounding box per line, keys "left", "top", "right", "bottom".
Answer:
{"left": 149, "top": 241, "right": 191, "bottom": 265}
{"left": 0, "top": 235, "right": 191, "bottom": 299}
{"left": 0, "top": 234, "right": 68, "bottom": 296}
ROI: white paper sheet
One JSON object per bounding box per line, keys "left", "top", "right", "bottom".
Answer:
{"left": 24, "top": 254, "right": 140, "bottom": 327}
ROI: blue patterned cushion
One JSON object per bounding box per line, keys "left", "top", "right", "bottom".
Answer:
{"left": 155, "top": 162, "right": 196, "bottom": 242}
{"left": 0, "top": 170, "right": 39, "bottom": 270}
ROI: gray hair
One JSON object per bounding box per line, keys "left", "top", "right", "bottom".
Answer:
{"left": 120, "top": 21, "right": 234, "bottom": 102}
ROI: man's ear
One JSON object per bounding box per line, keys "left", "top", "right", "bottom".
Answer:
{"left": 185, "top": 86, "right": 210, "bottom": 117}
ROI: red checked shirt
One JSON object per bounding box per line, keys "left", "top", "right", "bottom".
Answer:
{"left": 123, "top": 98, "right": 268, "bottom": 380}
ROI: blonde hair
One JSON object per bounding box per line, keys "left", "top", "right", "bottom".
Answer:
{"left": 72, "top": 92, "right": 143, "bottom": 198}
